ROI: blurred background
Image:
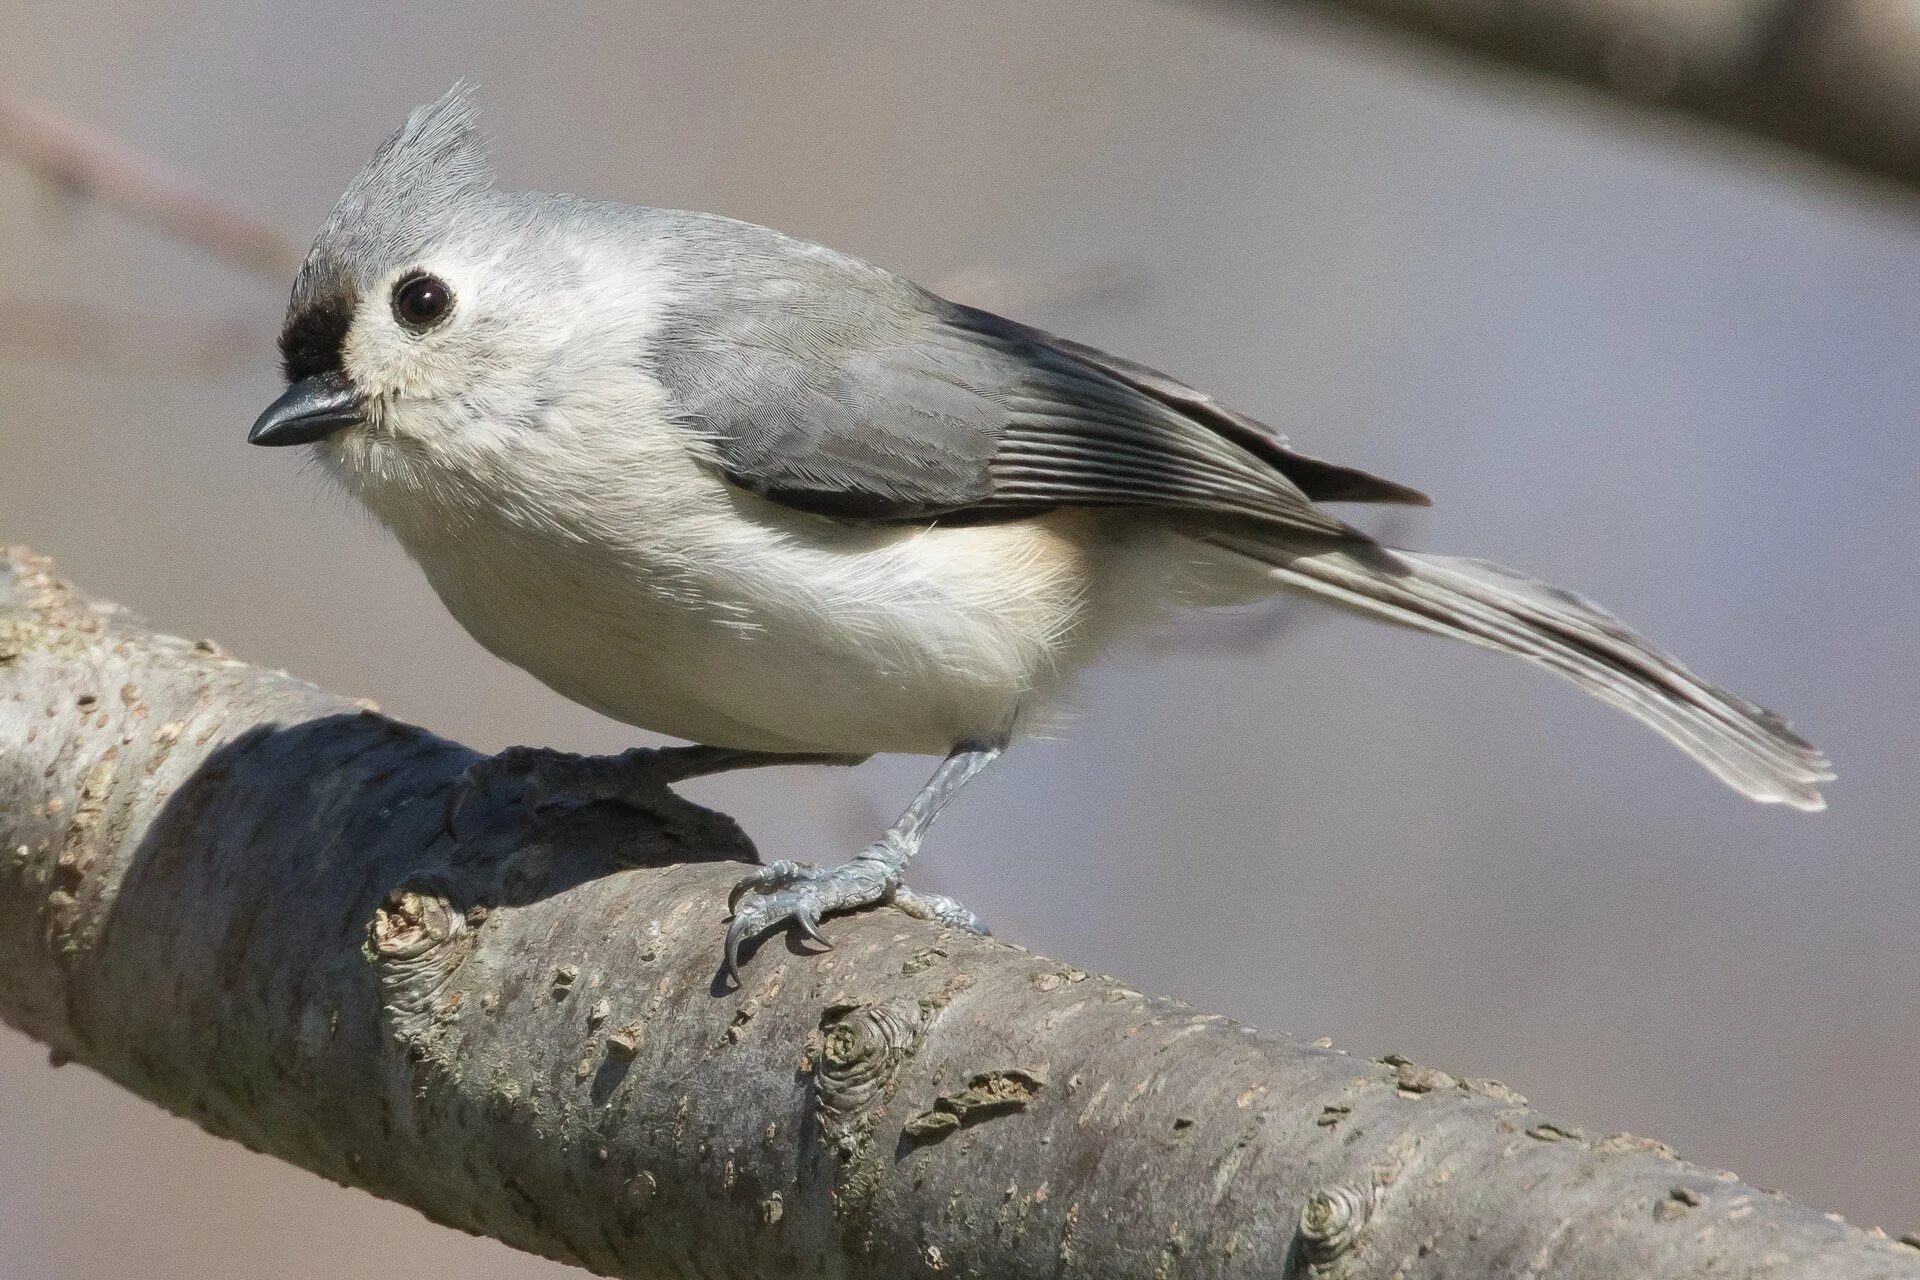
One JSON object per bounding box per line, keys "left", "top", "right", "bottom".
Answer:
{"left": 0, "top": 1, "right": 1914, "bottom": 1275}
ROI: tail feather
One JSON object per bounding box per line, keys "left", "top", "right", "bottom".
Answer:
{"left": 1208, "top": 534, "right": 1833, "bottom": 810}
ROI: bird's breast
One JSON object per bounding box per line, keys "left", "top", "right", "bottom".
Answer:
{"left": 366, "top": 434, "right": 1112, "bottom": 754}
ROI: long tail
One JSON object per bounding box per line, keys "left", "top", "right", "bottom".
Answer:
{"left": 1206, "top": 532, "right": 1833, "bottom": 810}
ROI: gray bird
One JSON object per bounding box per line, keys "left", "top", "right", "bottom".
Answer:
{"left": 250, "top": 88, "right": 1832, "bottom": 977}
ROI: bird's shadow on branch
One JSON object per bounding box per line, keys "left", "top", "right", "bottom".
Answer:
{"left": 91, "top": 712, "right": 763, "bottom": 1068}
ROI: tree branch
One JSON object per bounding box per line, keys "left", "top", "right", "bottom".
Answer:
{"left": 0, "top": 93, "right": 300, "bottom": 380}
{"left": 0, "top": 93, "right": 302, "bottom": 279}
{"left": 1210, "top": 0, "right": 1920, "bottom": 197}
{"left": 0, "top": 544, "right": 1911, "bottom": 1278}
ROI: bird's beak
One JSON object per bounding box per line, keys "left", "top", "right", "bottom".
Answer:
{"left": 249, "top": 371, "right": 367, "bottom": 446}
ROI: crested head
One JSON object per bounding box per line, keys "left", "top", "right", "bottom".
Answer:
{"left": 254, "top": 84, "right": 679, "bottom": 512}
{"left": 279, "top": 84, "right": 496, "bottom": 382}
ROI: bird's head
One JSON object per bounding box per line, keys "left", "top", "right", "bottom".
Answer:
{"left": 250, "top": 86, "right": 602, "bottom": 492}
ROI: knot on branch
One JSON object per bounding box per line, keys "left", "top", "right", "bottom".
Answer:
{"left": 814, "top": 999, "right": 927, "bottom": 1146}
{"left": 371, "top": 882, "right": 463, "bottom": 962}
{"left": 1297, "top": 1182, "right": 1373, "bottom": 1271}
{"left": 368, "top": 877, "right": 471, "bottom": 1045}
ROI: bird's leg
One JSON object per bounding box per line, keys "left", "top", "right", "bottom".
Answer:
{"left": 725, "top": 740, "right": 1003, "bottom": 980}
{"left": 445, "top": 744, "right": 864, "bottom": 835}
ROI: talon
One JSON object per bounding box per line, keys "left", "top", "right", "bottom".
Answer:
{"left": 729, "top": 859, "right": 808, "bottom": 910}
{"left": 727, "top": 878, "right": 758, "bottom": 913}
{"left": 793, "top": 908, "right": 829, "bottom": 948}
{"left": 724, "top": 908, "right": 760, "bottom": 985}
{"left": 718, "top": 854, "right": 976, "bottom": 978}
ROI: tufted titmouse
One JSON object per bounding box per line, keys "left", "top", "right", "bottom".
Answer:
{"left": 250, "top": 89, "right": 1831, "bottom": 975}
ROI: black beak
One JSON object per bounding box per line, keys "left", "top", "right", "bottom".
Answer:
{"left": 249, "top": 371, "right": 367, "bottom": 446}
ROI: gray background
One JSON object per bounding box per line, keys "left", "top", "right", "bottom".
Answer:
{"left": 0, "top": 1, "right": 1913, "bottom": 1274}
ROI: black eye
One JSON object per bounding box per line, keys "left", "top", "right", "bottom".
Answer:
{"left": 392, "top": 272, "right": 453, "bottom": 331}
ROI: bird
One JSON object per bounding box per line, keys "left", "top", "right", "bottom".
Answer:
{"left": 249, "top": 88, "right": 1832, "bottom": 978}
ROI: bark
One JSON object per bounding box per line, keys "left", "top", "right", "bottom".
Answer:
{"left": 1212, "top": 0, "right": 1920, "bottom": 196}
{"left": 0, "top": 543, "right": 1912, "bottom": 1280}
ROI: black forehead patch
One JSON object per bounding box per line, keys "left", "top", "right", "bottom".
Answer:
{"left": 278, "top": 293, "right": 355, "bottom": 382}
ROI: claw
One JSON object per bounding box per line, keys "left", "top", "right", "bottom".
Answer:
{"left": 724, "top": 912, "right": 751, "bottom": 985}
{"left": 721, "top": 892, "right": 832, "bottom": 985}
{"left": 727, "top": 878, "right": 757, "bottom": 914}
{"left": 721, "top": 853, "right": 978, "bottom": 979}
{"left": 793, "top": 907, "right": 829, "bottom": 948}
{"left": 729, "top": 859, "right": 809, "bottom": 911}
{"left": 723, "top": 898, "right": 779, "bottom": 985}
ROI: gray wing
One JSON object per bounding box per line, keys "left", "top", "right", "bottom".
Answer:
{"left": 651, "top": 223, "right": 1426, "bottom": 530}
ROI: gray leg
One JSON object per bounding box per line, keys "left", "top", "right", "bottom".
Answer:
{"left": 725, "top": 740, "right": 1003, "bottom": 981}
{"left": 446, "top": 744, "right": 864, "bottom": 834}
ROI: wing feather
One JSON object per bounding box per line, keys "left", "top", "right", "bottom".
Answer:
{"left": 648, "top": 221, "right": 1425, "bottom": 529}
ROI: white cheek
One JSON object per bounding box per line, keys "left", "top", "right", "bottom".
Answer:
{"left": 342, "top": 319, "right": 419, "bottom": 396}
{"left": 341, "top": 259, "right": 488, "bottom": 399}
{"left": 334, "top": 242, "right": 681, "bottom": 478}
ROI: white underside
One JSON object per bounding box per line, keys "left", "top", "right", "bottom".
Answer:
{"left": 411, "top": 499, "right": 1174, "bottom": 755}
{"left": 326, "top": 388, "right": 1237, "bottom": 755}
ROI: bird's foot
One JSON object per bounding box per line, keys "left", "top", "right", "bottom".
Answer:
{"left": 724, "top": 850, "right": 986, "bottom": 981}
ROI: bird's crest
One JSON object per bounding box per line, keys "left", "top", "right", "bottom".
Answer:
{"left": 280, "top": 85, "right": 495, "bottom": 378}
{"left": 349, "top": 82, "right": 494, "bottom": 206}
{"left": 293, "top": 84, "right": 494, "bottom": 296}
